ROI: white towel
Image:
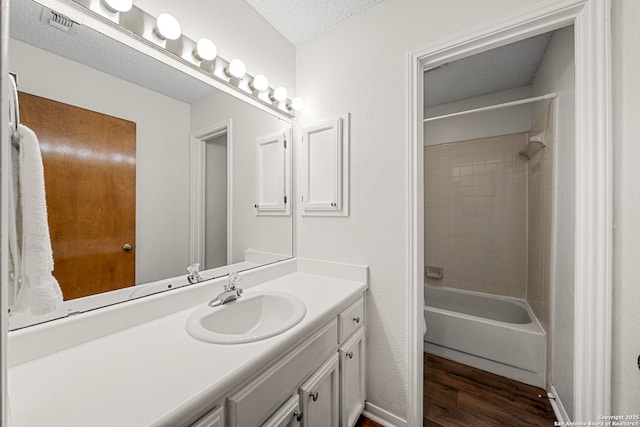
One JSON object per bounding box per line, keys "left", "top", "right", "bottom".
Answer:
{"left": 12, "top": 124, "right": 63, "bottom": 315}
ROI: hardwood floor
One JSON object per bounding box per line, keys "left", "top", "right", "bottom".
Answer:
{"left": 424, "top": 353, "right": 556, "bottom": 426}
{"left": 356, "top": 353, "right": 556, "bottom": 426}
{"left": 355, "top": 415, "right": 385, "bottom": 427}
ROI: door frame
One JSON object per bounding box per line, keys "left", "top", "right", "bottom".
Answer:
{"left": 0, "top": 0, "right": 9, "bottom": 425}
{"left": 189, "top": 120, "right": 233, "bottom": 267}
{"left": 407, "top": 0, "right": 611, "bottom": 424}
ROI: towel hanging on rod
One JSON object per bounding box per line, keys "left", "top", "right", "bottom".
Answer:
{"left": 424, "top": 92, "right": 557, "bottom": 123}
{"left": 8, "top": 74, "right": 21, "bottom": 148}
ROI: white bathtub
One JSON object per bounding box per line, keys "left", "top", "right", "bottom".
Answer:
{"left": 424, "top": 285, "right": 546, "bottom": 388}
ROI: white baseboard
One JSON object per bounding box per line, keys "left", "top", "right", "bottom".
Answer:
{"left": 548, "top": 385, "right": 570, "bottom": 423}
{"left": 362, "top": 402, "right": 407, "bottom": 427}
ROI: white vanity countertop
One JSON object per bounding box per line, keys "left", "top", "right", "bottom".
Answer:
{"left": 8, "top": 259, "right": 367, "bottom": 427}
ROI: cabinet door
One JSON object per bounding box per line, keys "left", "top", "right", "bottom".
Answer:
{"left": 191, "top": 405, "right": 224, "bottom": 427}
{"left": 339, "top": 328, "right": 366, "bottom": 427}
{"left": 299, "top": 353, "right": 339, "bottom": 427}
{"left": 255, "top": 131, "right": 289, "bottom": 215}
{"left": 301, "top": 114, "right": 350, "bottom": 217}
{"left": 262, "top": 395, "right": 302, "bottom": 427}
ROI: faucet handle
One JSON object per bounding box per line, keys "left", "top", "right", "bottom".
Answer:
{"left": 187, "top": 263, "right": 200, "bottom": 275}
{"left": 228, "top": 271, "right": 240, "bottom": 288}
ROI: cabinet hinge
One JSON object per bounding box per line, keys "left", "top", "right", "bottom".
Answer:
{"left": 284, "top": 196, "right": 287, "bottom": 204}
{"left": 284, "top": 140, "right": 287, "bottom": 148}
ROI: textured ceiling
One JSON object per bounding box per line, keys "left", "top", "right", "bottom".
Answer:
{"left": 246, "top": 0, "right": 387, "bottom": 45}
{"left": 424, "top": 32, "right": 553, "bottom": 108}
{"left": 10, "top": 0, "right": 215, "bottom": 104}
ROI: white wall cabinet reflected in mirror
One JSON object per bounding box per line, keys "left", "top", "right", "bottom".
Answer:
{"left": 255, "top": 131, "right": 291, "bottom": 216}
{"left": 301, "top": 114, "right": 350, "bottom": 216}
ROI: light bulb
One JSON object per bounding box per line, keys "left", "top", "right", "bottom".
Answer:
{"left": 156, "top": 13, "right": 181, "bottom": 41}
{"left": 250, "top": 74, "right": 269, "bottom": 92}
{"left": 226, "top": 59, "right": 247, "bottom": 79}
{"left": 289, "top": 97, "right": 304, "bottom": 111}
{"left": 102, "top": 0, "right": 133, "bottom": 12}
{"left": 271, "top": 87, "right": 288, "bottom": 102}
{"left": 194, "top": 38, "right": 217, "bottom": 61}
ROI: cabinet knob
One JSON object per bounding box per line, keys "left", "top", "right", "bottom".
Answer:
{"left": 346, "top": 351, "right": 354, "bottom": 359}
{"left": 330, "top": 202, "right": 337, "bottom": 207}
{"left": 309, "top": 391, "right": 319, "bottom": 401}
{"left": 293, "top": 410, "right": 303, "bottom": 422}
{"left": 353, "top": 316, "right": 360, "bottom": 324}
{"left": 122, "top": 243, "right": 133, "bottom": 252}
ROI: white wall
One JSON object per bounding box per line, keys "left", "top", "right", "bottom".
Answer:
{"left": 295, "top": 0, "right": 546, "bottom": 419}
{"left": 529, "top": 26, "right": 576, "bottom": 417}
{"left": 9, "top": 38, "right": 192, "bottom": 286}
{"left": 612, "top": 0, "right": 640, "bottom": 414}
{"left": 133, "top": 0, "right": 295, "bottom": 93}
{"left": 190, "top": 89, "right": 292, "bottom": 262}
{"left": 424, "top": 86, "right": 533, "bottom": 146}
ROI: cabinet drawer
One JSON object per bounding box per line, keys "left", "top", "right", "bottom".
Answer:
{"left": 227, "top": 319, "right": 337, "bottom": 427}
{"left": 338, "top": 297, "right": 364, "bottom": 343}
{"left": 190, "top": 405, "right": 224, "bottom": 427}
{"left": 262, "top": 394, "right": 301, "bottom": 427}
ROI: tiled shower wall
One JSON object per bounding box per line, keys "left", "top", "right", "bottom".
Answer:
{"left": 424, "top": 133, "right": 528, "bottom": 298}
{"left": 526, "top": 103, "right": 555, "bottom": 333}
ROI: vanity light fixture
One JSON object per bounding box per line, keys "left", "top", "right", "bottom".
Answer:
{"left": 194, "top": 38, "right": 217, "bottom": 61}
{"left": 84, "top": 1, "right": 298, "bottom": 116}
{"left": 249, "top": 74, "right": 269, "bottom": 92}
{"left": 156, "top": 13, "right": 182, "bottom": 40}
{"left": 288, "top": 97, "right": 304, "bottom": 112}
{"left": 102, "top": 0, "right": 133, "bottom": 13}
{"left": 225, "top": 59, "right": 247, "bottom": 79}
{"left": 270, "top": 86, "right": 287, "bottom": 102}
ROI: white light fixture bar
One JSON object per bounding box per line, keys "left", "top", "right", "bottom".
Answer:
{"left": 67, "top": 0, "right": 300, "bottom": 117}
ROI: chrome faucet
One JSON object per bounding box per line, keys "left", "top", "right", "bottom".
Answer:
{"left": 187, "top": 263, "right": 203, "bottom": 284}
{"left": 208, "top": 272, "right": 243, "bottom": 307}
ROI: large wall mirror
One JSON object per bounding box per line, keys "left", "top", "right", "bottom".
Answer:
{"left": 8, "top": 0, "right": 293, "bottom": 330}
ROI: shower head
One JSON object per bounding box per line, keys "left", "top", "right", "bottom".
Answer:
{"left": 529, "top": 132, "right": 545, "bottom": 143}
{"left": 519, "top": 131, "right": 546, "bottom": 160}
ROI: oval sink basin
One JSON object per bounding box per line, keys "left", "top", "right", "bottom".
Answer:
{"left": 186, "top": 292, "right": 307, "bottom": 344}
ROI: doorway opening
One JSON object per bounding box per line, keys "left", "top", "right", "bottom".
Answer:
{"left": 407, "top": 1, "right": 612, "bottom": 425}
{"left": 189, "top": 121, "right": 233, "bottom": 270}
{"left": 204, "top": 133, "right": 228, "bottom": 269}
{"left": 422, "top": 26, "right": 573, "bottom": 425}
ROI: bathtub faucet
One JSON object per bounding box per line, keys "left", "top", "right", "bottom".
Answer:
{"left": 208, "top": 272, "right": 243, "bottom": 307}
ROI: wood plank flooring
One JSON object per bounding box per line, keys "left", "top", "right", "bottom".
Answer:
{"left": 355, "top": 415, "right": 384, "bottom": 427}
{"left": 356, "top": 354, "right": 556, "bottom": 427}
{"left": 424, "top": 353, "right": 556, "bottom": 426}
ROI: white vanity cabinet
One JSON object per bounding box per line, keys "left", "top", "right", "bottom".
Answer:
{"left": 299, "top": 353, "right": 340, "bottom": 427}
{"left": 188, "top": 294, "right": 366, "bottom": 427}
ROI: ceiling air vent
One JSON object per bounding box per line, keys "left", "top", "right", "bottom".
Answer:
{"left": 40, "top": 7, "right": 78, "bottom": 35}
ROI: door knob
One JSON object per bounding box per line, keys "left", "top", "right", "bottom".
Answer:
{"left": 122, "top": 243, "right": 133, "bottom": 252}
